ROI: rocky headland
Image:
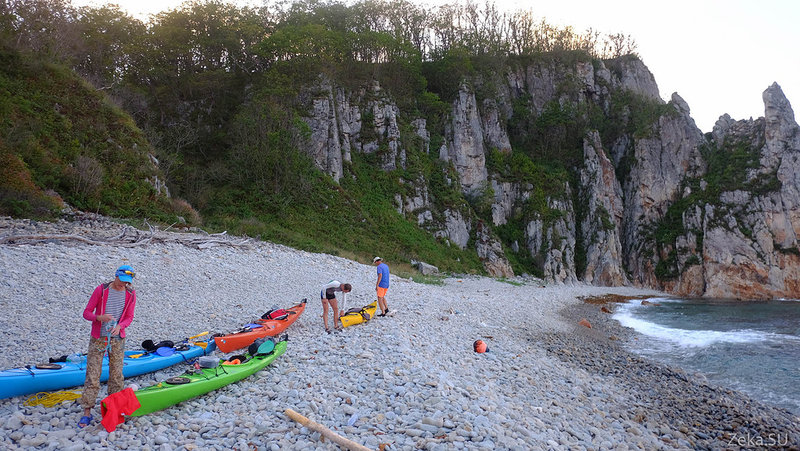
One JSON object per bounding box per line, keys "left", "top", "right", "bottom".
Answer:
{"left": 302, "top": 56, "right": 800, "bottom": 300}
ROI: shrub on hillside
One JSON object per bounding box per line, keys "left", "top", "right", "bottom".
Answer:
{"left": 0, "top": 151, "right": 62, "bottom": 218}
{"left": 170, "top": 197, "right": 202, "bottom": 226}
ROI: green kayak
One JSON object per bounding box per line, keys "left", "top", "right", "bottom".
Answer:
{"left": 131, "top": 339, "right": 287, "bottom": 416}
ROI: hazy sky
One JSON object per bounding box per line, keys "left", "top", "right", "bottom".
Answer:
{"left": 74, "top": 0, "right": 800, "bottom": 132}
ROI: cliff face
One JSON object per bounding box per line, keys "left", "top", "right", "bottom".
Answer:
{"left": 579, "top": 131, "right": 627, "bottom": 286}
{"left": 670, "top": 84, "right": 800, "bottom": 299}
{"left": 622, "top": 92, "right": 707, "bottom": 288}
{"left": 299, "top": 60, "right": 800, "bottom": 299}
{"left": 441, "top": 84, "right": 489, "bottom": 193}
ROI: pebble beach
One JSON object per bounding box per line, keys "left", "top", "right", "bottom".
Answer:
{"left": 1, "top": 216, "right": 799, "bottom": 450}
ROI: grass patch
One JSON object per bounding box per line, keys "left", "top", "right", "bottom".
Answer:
{"left": 408, "top": 274, "right": 446, "bottom": 285}
{"left": 497, "top": 277, "right": 524, "bottom": 286}
{"left": 200, "top": 148, "right": 484, "bottom": 275}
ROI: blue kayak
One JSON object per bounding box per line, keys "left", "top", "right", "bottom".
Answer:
{"left": 0, "top": 335, "right": 216, "bottom": 400}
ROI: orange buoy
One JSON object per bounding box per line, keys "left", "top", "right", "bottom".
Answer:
{"left": 473, "top": 340, "right": 488, "bottom": 353}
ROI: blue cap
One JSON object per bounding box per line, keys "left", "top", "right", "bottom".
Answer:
{"left": 116, "top": 265, "right": 135, "bottom": 283}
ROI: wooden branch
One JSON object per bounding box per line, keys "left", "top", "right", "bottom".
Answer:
{"left": 284, "top": 408, "right": 372, "bottom": 451}
{"left": 0, "top": 229, "right": 252, "bottom": 249}
{"left": 109, "top": 229, "right": 128, "bottom": 241}
{"left": 0, "top": 234, "right": 109, "bottom": 246}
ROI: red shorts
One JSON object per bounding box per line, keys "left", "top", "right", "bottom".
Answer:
{"left": 377, "top": 287, "right": 388, "bottom": 297}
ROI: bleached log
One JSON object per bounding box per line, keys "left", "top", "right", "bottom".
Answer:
{"left": 284, "top": 408, "right": 372, "bottom": 451}
{"left": 0, "top": 230, "right": 252, "bottom": 249}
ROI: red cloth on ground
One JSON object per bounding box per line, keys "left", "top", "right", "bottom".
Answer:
{"left": 100, "top": 387, "right": 141, "bottom": 432}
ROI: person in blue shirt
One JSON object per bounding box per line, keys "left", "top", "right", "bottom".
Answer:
{"left": 373, "top": 257, "right": 390, "bottom": 316}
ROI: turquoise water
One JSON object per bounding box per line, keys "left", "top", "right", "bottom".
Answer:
{"left": 612, "top": 298, "right": 800, "bottom": 414}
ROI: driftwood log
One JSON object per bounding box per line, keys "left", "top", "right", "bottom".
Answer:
{"left": 0, "top": 222, "right": 252, "bottom": 249}
{"left": 284, "top": 408, "right": 372, "bottom": 451}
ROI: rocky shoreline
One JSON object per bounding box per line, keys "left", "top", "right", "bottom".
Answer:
{"left": 0, "top": 216, "right": 798, "bottom": 450}
{"left": 543, "top": 301, "right": 800, "bottom": 450}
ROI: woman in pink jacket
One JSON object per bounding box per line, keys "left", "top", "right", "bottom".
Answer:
{"left": 77, "top": 265, "right": 137, "bottom": 428}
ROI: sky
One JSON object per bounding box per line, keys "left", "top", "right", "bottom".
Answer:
{"left": 514, "top": 0, "right": 800, "bottom": 132}
{"left": 73, "top": 0, "right": 800, "bottom": 132}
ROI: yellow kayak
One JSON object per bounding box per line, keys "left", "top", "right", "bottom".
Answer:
{"left": 340, "top": 301, "right": 378, "bottom": 328}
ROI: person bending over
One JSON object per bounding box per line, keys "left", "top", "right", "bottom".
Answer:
{"left": 320, "top": 280, "right": 351, "bottom": 333}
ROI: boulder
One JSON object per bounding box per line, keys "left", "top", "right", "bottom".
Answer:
{"left": 411, "top": 260, "right": 439, "bottom": 276}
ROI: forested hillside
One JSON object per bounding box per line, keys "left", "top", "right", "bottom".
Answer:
{"left": 0, "top": 46, "right": 181, "bottom": 220}
{"left": 1, "top": 0, "right": 634, "bottom": 273}
{"left": 4, "top": 0, "right": 798, "bottom": 298}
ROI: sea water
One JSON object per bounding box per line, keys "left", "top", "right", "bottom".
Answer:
{"left": 612, "top": 298, "right": 800, "bottom": 414}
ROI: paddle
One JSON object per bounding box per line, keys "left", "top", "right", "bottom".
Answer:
{"left": 248, "top": 337, "right": 276, "bottom": 356}
{"left": 257, "top": 339, "right": 275, "bottom": 355}
{"left": 187, "top": 331, "right": 209, "bottom": 340}
{"left": 228, "top": 322, "right": 264, "bottom": 337}
{"left": 130, "top": 340, "right": 173, "bottom": 359}
{"left": 155, "top": 347, "right": 174, "bottom": 357}
{"left": 185, "top": 331, "right": 211, "bottom": 350}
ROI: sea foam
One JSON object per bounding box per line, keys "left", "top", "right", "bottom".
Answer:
{"left": 613, "top": 302, "right": 777, "bottom": 348}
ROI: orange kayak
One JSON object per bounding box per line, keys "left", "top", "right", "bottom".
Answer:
{"left": 214, "top": 299, "right": 306, "bottom": 353}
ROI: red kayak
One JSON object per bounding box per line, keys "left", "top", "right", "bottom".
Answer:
{"left": 214, "top": 299, "right": 306, "bottom": 353}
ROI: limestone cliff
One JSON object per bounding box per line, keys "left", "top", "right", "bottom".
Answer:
{"left": 579, "top": 131, "right": 627, "bottom": 286}
{"left": 525, "top": 193, "right": 578, "bottom": 284}
{"left": 304, "top": 80, "right": 347, "bottom": 182}
{"left": 621, "top": 92, "right": 706, "bottom": 288}
{"left": 668, "top": 84, "right": 800, "bottom": 299}
{"left": 440, "top": 84, "right": 489, "bottom": 193}
{"left": 298, "top": 59, "right": 800, "bottom": 299}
